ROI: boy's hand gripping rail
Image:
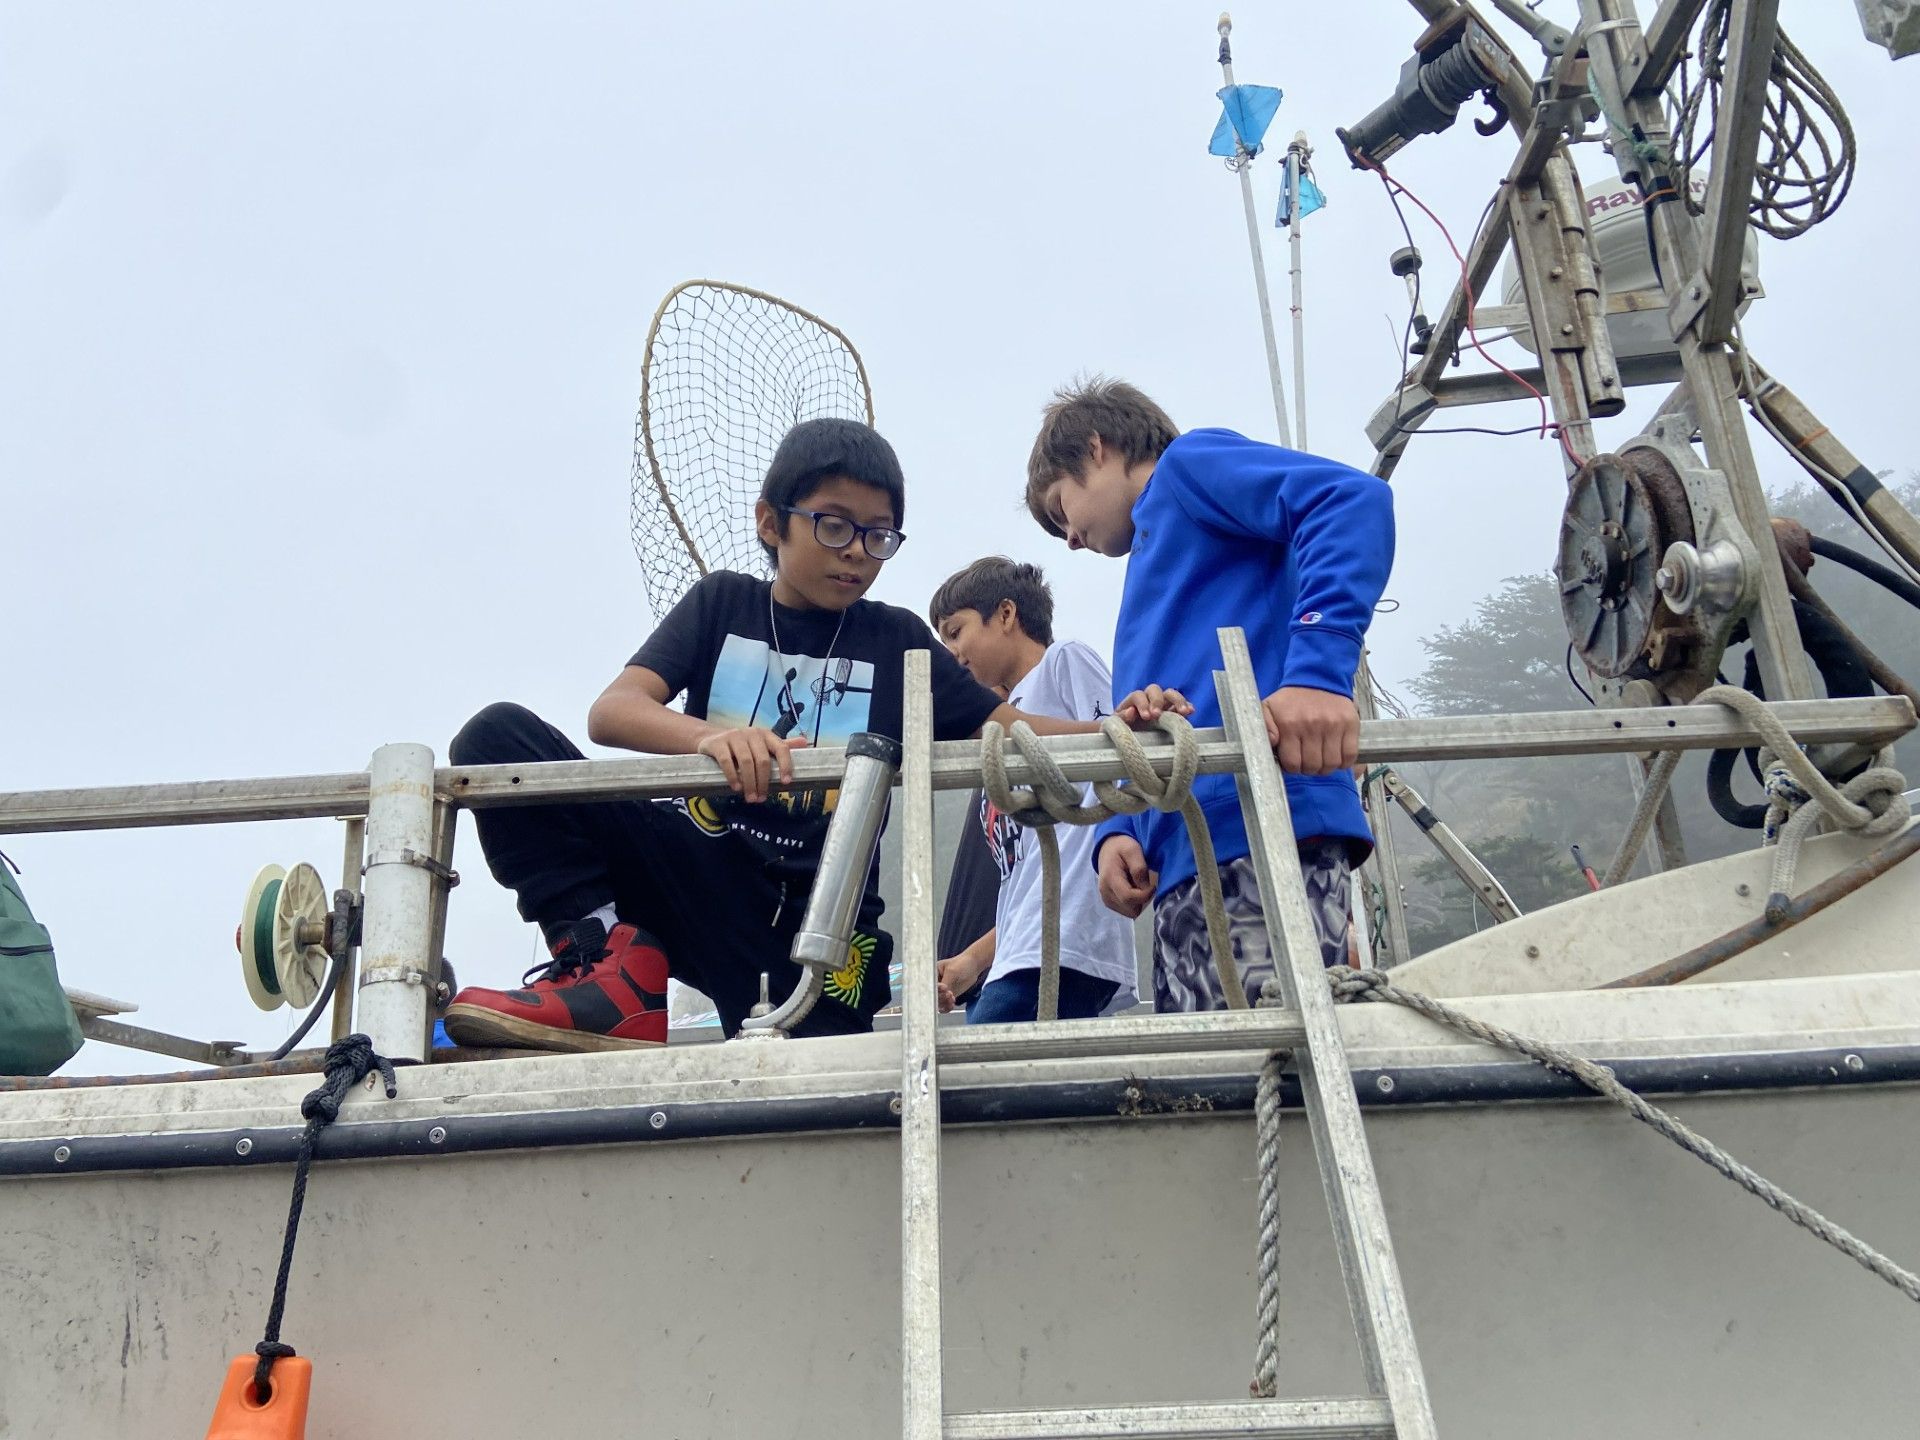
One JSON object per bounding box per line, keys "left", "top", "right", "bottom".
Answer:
{"left": 739, "top": 732, "right": 901, "bottom": 1037}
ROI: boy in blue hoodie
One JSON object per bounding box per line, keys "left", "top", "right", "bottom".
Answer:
{"left": 1023, "top": 378, "right": 1392, "bottom": 1009}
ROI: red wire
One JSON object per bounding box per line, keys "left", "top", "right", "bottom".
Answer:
{"left": 1363, "top": 156, "right": 1588, "bottom": 470}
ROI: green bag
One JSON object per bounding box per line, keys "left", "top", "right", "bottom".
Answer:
{"left": 0, "top": 852, "right": 85, "bottom": 1075}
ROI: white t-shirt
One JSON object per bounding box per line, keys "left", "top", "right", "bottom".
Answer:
{"left": 981, "top": 640, "right": 1139, "bottom": 999}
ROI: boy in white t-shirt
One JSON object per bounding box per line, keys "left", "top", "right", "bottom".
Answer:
{"left": 929, "top": 557, "right": 1138, "bottom": 1022}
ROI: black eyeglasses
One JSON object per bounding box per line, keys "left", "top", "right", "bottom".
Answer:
{"left": 778, "top": 506, "right": 906, "bottom": 560}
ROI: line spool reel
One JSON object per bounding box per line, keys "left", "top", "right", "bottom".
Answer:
{"left": 236, "top": 863, "right": 332, "bottom": 1012}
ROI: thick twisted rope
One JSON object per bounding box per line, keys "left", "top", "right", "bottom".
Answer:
{"left": 1330, "top": 968, "right": 1920, "bottom": 1303}
{"left": 1249, "top": 1048, "right": 1288, "bottom": 1397}
{"left": 1671, "top": 0, "right": 1857, "bottom": 241}
{"left": 980, "top": 713, "right": 1242, "bottom": 1019}
{"left": 1603, "top": 749, "right": 1683, "bottom": 889}
{"left": 1248, "top": 910, "right": 1304, "bottom": 1394}
{"left": 252, "top": 1035, "right": 398, "bottom": 1398}
{"left": 1604, "top": 686, "right": 1908, "bottom": 896}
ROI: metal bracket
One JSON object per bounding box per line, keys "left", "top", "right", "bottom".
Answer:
{"left": 363, "top": 848, "right": 459, "bottom": 887}
{"left": 1491, "top": 0, "right": 1574, "bottom": 57}
{"left": 75, "top": 1016, "right": 248, "bottom": 1067}
{"left": 327, "top": 888, "right": 363, "bottom": 961}
{"left": 1527, "top": 61, "right": 1594, "bottom": 136}
{"left": 1365, "top": 382, "right": 1439, "bottom": 453}
{"left": 1620, "top": 0, "right": 1711, "bottom": 96}
{"left": 1857, "top": 0, "right": 1920, "bottom": 58}
{"left": 1667, "top": 269, "right": 1712, "bottom": 342}
{"left": 358, "top": 965, "right": 431, "bottom": 989}
{"left": 1511, "top": 184, "right": 1584, "bottom": 354}
{"left": 1378, "top": 770, "right": 1523, "bottom": 924}
{"left": 1645, "top": 380, "right": 1701, "bottom": 445}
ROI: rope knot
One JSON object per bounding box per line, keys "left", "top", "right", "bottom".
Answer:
{"left": 1845, "top": 765, "right": 1911, "bottom": 832}
{"left": 1760, "top": 759, "right": 1810, "bottom": 810}
{"left": 979, "top": 712, "right": 1203, "bottom": 831}
{"left": 977, "top": 711, "right": 1245, "bottom": 1016}
{"left": 1328, "top": 968, "right": 1390, "bottom": 1003}
{"left": 299, "top": 1033, "right": 397, "bottom": 1125}
{"left": 1760, "top": 757, "right": 1810, "bottom": 842}
{"left": 252, "top": 1340, "right": 298, "bottom": 1396}
{"left": 1687, "top": 687, "right": 1911, "bottom": 920}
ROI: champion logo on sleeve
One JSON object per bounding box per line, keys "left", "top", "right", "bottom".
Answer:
{"left": 1299, "top": 611, "right": 1323, "bottom": 625}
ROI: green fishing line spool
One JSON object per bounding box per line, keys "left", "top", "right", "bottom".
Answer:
{"left": 237, "top": 862, "right": 331, "bottom": 1011}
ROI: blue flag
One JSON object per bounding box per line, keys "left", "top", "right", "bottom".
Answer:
{"left": 1208, "top": 84, "right": 1283, "bottom": 158}
{"left": 1276, "top": 172, "right": 1327, "bottom": 226}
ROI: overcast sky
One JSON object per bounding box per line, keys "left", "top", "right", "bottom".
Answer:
{"left": 5, "top": 3, "right": 1913, "bottom": 1070}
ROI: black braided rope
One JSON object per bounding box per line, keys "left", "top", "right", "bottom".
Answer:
{"left": 251, "top": 1035, "right": 397, "bottom": 1399}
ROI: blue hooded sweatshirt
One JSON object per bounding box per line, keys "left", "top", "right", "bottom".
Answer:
{"left": 1094, "top": 428, "right": 1394, "bottom": 897}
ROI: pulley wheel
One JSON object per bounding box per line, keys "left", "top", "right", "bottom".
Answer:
{"left": 273, "top": 862, "right": 331, "bottom": 1009}
{"left": 1558, "top": 453, "right": 1668, "bottom": 678}
{"left": 238, "top": 864, "right": 288, "bottom": 1012}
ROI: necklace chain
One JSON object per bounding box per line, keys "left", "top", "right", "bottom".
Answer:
{"left": 766, "top": 585, "right": 847, "bottom": 737}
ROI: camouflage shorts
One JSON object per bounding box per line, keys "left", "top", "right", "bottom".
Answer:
{"left": 1150, "top": 842, "right": 1352, "bottom": 1012}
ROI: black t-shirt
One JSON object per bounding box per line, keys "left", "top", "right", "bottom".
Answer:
{"left": 630, "top": 571, "right": 1002, "bottom": 876}
{"left": 937, "top": 789, "right": 1000, "bottom": 964}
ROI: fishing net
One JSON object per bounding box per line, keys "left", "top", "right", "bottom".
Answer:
{"left": 630, "top": 280, "right": 874, "bottom": 620}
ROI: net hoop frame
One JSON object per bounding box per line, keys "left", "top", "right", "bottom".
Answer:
{"left": 635, "top": 278, "right": 877, "bottom": 585}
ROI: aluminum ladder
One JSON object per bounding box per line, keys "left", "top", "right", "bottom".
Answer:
{"left": 895, "top": 628, "right": 1438, "bottom": 1439}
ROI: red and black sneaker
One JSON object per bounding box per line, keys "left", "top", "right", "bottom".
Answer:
{"left": 444, "top": 919, "right": 668, "bottom": 1052}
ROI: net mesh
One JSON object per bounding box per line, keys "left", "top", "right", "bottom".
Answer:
{"left": 630, "top": 281, "right": 873, "bottom": 620}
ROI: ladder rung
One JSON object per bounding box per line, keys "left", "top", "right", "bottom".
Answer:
{"left": 936, "top": 1008, "right": 1308, "bottom": 1065}
{"left": 944, "top": 1397, "right": 1394, "bottom": 1439}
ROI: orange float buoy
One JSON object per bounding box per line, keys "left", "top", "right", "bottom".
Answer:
{"left": 205, "top": 1354, "right": 311, "bottom": 1439}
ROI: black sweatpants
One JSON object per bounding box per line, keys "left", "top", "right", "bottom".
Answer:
{"left": 450, "top": 702, "right": 891, "bottom": 1038}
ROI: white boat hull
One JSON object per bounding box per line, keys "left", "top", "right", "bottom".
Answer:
{"left": 5, "top": 979, "right": 1918, "bottom": 1437}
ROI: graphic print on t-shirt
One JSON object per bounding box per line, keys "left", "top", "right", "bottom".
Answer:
{"left": 706, "top": 633, "right": 876, "bottom": 818}
{"left": 979, "top": 792, "right": 1025, "bottom": 881}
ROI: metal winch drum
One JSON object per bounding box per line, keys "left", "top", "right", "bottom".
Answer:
{"left": 1558, "top": 435, "right": 1758, "bottom": 699}
{"left": 1557, "top": 449, "right": 1696, "bottom": 678}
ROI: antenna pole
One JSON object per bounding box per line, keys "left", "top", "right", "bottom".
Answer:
{"left": 1218, "top": 13, "right": 1293, "bottom": 448}
{"left": 1284, "top": 131, "right": 1312, "bottom": 450}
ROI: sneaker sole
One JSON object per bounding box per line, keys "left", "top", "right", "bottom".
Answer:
{"left": 443, "top": 1003, "right": 665, "bottom": 1053}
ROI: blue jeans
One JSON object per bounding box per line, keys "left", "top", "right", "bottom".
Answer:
{"left": 966, "top": 967, "right": 1120, "bottom": 1024}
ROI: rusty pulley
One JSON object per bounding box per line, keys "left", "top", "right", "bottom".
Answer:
{"left": 1557, "top": 449, "right": 1696, "bottom": 678}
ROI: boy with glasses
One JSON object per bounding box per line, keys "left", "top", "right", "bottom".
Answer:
{"left": 445, "top": 419, "right": 1186, "bottom": 1049}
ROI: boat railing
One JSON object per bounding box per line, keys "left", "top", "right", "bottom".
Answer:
{"left": 1, "top": 627, "right": 1911, "bottom": 1072}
